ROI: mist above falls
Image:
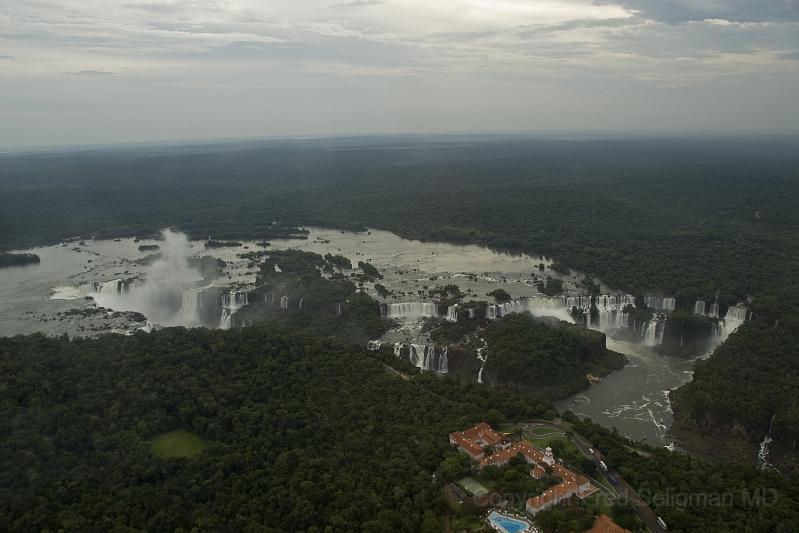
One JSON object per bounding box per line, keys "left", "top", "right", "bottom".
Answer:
{"left": 92, "top": 229, "right": 206, "bottom": 326}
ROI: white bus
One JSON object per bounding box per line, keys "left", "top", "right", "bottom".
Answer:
{"left": 599, "top": 460, "right": 608, "bottom": 471}
{"left": 657, "top": 516, "right": 667, "bottom": 530}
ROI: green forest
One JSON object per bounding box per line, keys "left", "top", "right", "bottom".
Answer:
{"left": 482, "top": 314, "right": 625, "bottom": 398}
{"left": 2, "top": 137, "right": 799, "bottom": 525}
{"left": 0, "top": 328, "right": 554, "bottom": 532}
{"left": 570, "top": 416, "right": 799, "bottom": 532}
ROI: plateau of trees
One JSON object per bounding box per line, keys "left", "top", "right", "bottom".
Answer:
{"left": 482, "top": 314, "right": 626, "bottom": 399}
{"left": 0, "top": 328, "right": 555, "bottom": 532}
{"left": 2, "top": 137, "right": 799, "bottom": 466}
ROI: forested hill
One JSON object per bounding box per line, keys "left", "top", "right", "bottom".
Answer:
{"left": 481, "top": 314, "right": 625, "bottom": 398}
{"left": 0, "top": 328, "right": 554, "bottom": 532}
{"left": 2, "top": 136, "right": 797, "bottom": 302}
{"left": 3, "top": 328, "right": 799, "bottom": 532}
{"left": 2, "top": 136, "right": 799, "bottom": 467}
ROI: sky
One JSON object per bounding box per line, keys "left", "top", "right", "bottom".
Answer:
{"left": 1, "top": 0, "right": 798, "bottom": 147}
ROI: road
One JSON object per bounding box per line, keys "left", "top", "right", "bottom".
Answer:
{"left": 520, "top": 420, "right": 667, "bottom": 533}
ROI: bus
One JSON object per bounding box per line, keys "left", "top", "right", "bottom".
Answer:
{"left": 657, "top": 516, "right": 667, "bottom": 530}
{"left": 599, "top": 460, "right": 608, "bottom": 471}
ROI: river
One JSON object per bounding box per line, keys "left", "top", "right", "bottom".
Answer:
{"left": 1, "top": 226, "right": 718, "bottom": 446}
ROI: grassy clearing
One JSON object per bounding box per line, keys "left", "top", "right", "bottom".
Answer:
{"left": 150, "top": 430, "right": 205, "bottom": 459}
{"left": 457, "top": 476, "right": 490, "bottom": 497}
{"left": 526, "top": 426, "right": 567, "bottom": 447}
{"left": 496, "top": 422, "right": 521, "bottom": 434}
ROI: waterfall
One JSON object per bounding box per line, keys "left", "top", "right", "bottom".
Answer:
{"left": 219, "top": 289, "right": 250, "bottom": 328}
{"left": 707, "top": 302, "right": 719, "bottom": 317}
{"left": 298, "top": 297, "right": 303, "bottom": 311}
{"left": 222, "top": 290, "right": 249, "bottom": 309}
{"left": 280, "top": 295, "right": 289, "bottom": 310}
{"left": 484, "top": 294, "right": 632, "bottom": 331}
{"left": 757, "top": 415, "right": 776, "bottom": 471}
{"left": 220, "top": 308, "right": 232, "bottom": 329}
{"left": 179, "top": 288, "right": 203, "bottom": 325}
{"left": 446, "top": 304, "right": 459, "bottom": 322}
{"left": 97, "top": 279, "right": 128, "bottom": 295}
{"left": 367, "top": 340, "right": 382, "bottom": 351}
{"left": 476, "top": 344, "right": 488, "bottom": 384}
{"left": 467, "top": 308, "right": 476, "bottom": 319}
{"left": 694, "top": 300, "right": 706, "bottom": 315}
{"left": 336, "top": 302, "right": 343, "bottom": 316}
{"left": 644, "top": 296, "right": 676, "bottom": 311}
{"left": 384, "top": 302, "right": 439, "bottom": 319}
{"left": 641, "top": 318, "right": 664, "bottom": 346}
{"left": 395, "top": 343, "right": 448, "bottom": 373}
{"left": 718, "top": 305, "right": 747, "bottom": 340}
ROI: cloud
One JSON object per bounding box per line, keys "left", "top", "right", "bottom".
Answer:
{"left": 65, "top": 69, "right": 116, "bottom": 75}
{"left": 601, "top": 1, "right": 799, "bottom": 24}
{"left": 0, "top": 0, "right": 797, "bottom": 146}
{"left": 0, "top": 55, "right": 13, "bottom": 60}
{"left": 331, "top": 0, "right": 386, "bottom": 8}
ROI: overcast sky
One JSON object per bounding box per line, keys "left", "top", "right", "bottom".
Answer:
{"left": 1, "top": 0, "right": 798, "bottom": 147}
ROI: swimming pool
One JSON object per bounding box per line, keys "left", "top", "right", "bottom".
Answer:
{"left": 487, "top": 510, "right": 532, "bottom": 533}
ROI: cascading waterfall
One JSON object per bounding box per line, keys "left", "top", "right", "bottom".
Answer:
{"left": 446, "top": 304, "right": 458, "bottom": 322}
{"left": 644, "top": 296, "right": 676, "bottom": 311}
{"left": 694, "top": 300, "right": 706, "bottom": 315}
{"left": 694, "top": 299, "right": 720, "bottom": 317}
{"left": 383, "top": 302, "right": 439, "bottom": 319}
{"left": 476, "top": 343, "right": 488, "bottom": 384}
{"left": 390, "top": 343, "right": 449, "bottom": 373}
{"left": 758, "top": 414, "right": 777, "bottom": 471}
{"left": 717, "top": 305, "right": 748, "bottom": 340}
{"left": 179, "top": 288, "right": 203, "bottom": 325}
{"left": 298, "top": 297, "right": 303, "bottom": 311}
{"left": 219, "top": 289, "right": 250, "bottom": 329}
{"left": 641, "top": 318, "right": 665, "bottom": 347}
{"left": 95, "top": 279, "right": 129, "bottom": 295}
{"left": 336, "top": 303, "right": 343, "bottom": 316}
{"left": 280, "top": 295, "right": 290, "bottom": 310}
{"left": 220, "top": 308, "right": 232, "bottom": 329}
{"left": 380, "top": 292, "right": 743, "bottom": 350}
{"left": 485, "top": 294, "right": 633, "bottom": 332}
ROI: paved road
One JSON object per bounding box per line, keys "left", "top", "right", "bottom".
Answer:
{"left": 520, "top": 420, "right": 667, "bottom": 533}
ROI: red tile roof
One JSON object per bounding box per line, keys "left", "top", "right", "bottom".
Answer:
{"left": 480, "top": 440, "right": 543, "bottom": 468}
{"left": 586, "top": 514, "right": 632, "bottom": 533}
{"left": 449, "top": 422, "right": 505, "bottom": 457}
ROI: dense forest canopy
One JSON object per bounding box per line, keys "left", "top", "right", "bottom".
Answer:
{"left": 570, "top": 416, "right": 799, "bottom": 533}
{"left": 0, "top": 328, "right": 554, "bottom": 532}
{"left": 482, "top": 314, "right": 625, "bottom": 398}
{"left": 1, "top": 136, "right": 798, "bottom": 466}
